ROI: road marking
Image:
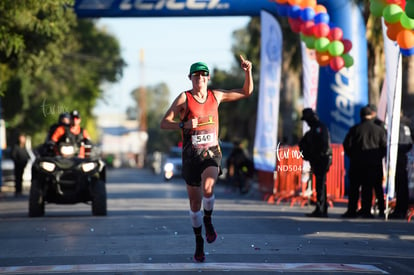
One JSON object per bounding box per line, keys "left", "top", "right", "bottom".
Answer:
{"left": 0, "top": 262, "right": 388, "bottom": 274}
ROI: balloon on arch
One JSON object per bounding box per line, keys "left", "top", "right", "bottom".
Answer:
{"left": 369, "top": 0, "right": 414, "bottom": 56}
{"left": 272, "top": 0, "right": 354, "bottom": 72}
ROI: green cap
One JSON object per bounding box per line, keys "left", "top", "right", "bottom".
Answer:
{"left": 189, "top": 62, "right": 209, "bottom": 75}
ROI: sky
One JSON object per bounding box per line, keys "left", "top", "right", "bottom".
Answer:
{"left": 93, "top": 16, "right": 250, "bottom": 115}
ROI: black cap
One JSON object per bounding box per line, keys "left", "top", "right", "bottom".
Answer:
{"left": 301, "top": 108, "right": 317, "bottom": 121}
{"left": 366, "top": 104, "right": 377, "bottom": 113}
{"left": 360, "top": 106, "right": 372, "bottom": 117}
{"left": 71, "top": 110, "right": 80, "bottom": 118}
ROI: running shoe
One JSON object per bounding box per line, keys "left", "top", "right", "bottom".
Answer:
{"left": 194, "top": 237, "right": 205, "bottom": 262}
{"left": 204, "top": 216, "right": 217, "bottom": 243}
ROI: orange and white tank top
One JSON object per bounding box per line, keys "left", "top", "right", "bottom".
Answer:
{"left": 182, "top": 90, "right": 219, "bottom": 151}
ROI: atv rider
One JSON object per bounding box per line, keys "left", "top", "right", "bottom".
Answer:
{"left": 45, "top": 112, "right": 71, "bottom": 142}
{"left": 50, "top": 110, "right": 91, "bottom": 158}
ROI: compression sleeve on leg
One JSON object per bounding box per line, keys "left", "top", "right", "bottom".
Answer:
{"left": 203, "top": 195, "right": 215, "bottom": 212}
{"left": 189, "top": 210, "right": 203, "bottom": 228}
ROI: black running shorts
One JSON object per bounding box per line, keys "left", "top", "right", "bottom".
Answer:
{"left": 182, "top": 145, "right": 222, "bottom": 186}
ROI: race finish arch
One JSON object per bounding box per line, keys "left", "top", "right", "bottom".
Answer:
{"left": 74, "top": 0, "right": 279, "bottom": 17}
{"left": 74, "top": 0, "right": 368, "bottom": 156}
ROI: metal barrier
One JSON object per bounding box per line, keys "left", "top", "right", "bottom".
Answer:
{"left": 258, "top": 144, "right": 346, "bottom": 207}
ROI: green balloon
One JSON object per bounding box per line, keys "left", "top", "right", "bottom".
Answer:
{"left": 306, "top": 36, "right": 316, "bottom": 49}
{"left": 300, "top": 34, "right": 315, "bottom": 49}
{"left": 407, "top": 1, "right": 414, "bottom": 20}
{"left": 382, "top": 4, "right": 403, "bottom": 23}
{"left": 342, "top": 53, "right": 354, "bottom": 68}
{"left": 370, "top": 0, "right": 387, "bottom": 17}
{"left": 328, "top": 41, "right": 345, "bottom": 57}
{"left": 400, "top": 12, "right": 414, "bottom": 29}
{"left": 315, "top": 37, "right": 330, "bottom": 52}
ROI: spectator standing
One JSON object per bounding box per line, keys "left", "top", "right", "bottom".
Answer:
{"left": 299, "top": 108, "right": 333, "bottom": 218}
{"left": 366, "top": 104, "right": 387, "bottom": 217}
{"left": 342, "top": 106, "right": 387, "bottom": 218}
{"left": 11, "top": 133, "right": 30, "bottom": 197}
{"left": 390, "top": 114, "right": 413, "bottom": 219}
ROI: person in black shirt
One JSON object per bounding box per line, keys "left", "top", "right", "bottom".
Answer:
{"left": 342, "top": 106, "right": 387, "bottom": 218}
{"left": 11, "top": 133, "right": 31, "bottom": 197}
{"left": 299, "top": 108, "right": 333, "bottom": 218}
{"left": 390, "top": 114, "right": 413, "bottom": 219}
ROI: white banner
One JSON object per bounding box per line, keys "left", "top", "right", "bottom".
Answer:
{"left": 253, "top": 10, "right": 282, "bottom": 172}
{"left": 382, "top": 18, "right": 402, "bottom": 205}
{"left": 301, "top": 42, "right": 319, "bottom": 134}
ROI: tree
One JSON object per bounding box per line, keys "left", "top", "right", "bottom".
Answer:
{"left": 132, "top": 83, "right": 179, "bottom": 153}
{"left": 0, "top": 1, "right": 125, "bottom": 145}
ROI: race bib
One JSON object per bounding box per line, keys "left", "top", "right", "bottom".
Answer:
{"left": 191, "top": 133, "right": 216, "bottom": 147}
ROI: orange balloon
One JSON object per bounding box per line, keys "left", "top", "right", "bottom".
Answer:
{"left": 275, "top": 0, "right": 288, "bottom": 4}
{"left": 288, "top": 0, "right": 302, "bottom": 6}
{"left": 316, "top": 51, "right": 331, "bottom": 66}
{"left": 397, "top": 29, "right": 414, "bottom": 49}
{"left": 314, "top": 4, "right": 327, "bottom": 14}
{"left": 300, "top": 0, "right": 317, "bottom": 8}
{"left": 387, "top": 22, "right": 404, "bottom": 41}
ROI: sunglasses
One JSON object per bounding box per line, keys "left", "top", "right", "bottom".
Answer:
{"left": 190, "top": 71, "right": 209, "bottom": 77}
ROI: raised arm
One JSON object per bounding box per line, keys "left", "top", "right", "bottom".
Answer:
{"left": 216, "top": 55, "right": 253, "bottom": 103}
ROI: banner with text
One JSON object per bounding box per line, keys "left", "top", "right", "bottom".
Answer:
{"left": 253, "top": 10, "right": 282, "bottom": 172}
{"left": 74, "top": 0, "right": 278, "bottom": 17}
{"left": 316, "top": 0, "right": 368, "bottom": 143}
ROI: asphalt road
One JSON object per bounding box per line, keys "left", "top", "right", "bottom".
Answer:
{"left": 0, "top": 168, "right": 413, "bottom": 275}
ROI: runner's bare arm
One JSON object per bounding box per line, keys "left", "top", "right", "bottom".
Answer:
{"left": 216, "top": 55, "right": 253, "bottom": 103}
{"left": 160, "top": 93, "right": 187, "bottom": 130}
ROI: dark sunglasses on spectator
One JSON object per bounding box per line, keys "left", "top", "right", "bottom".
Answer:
{"left": 191, "top": 71, "right": 209, "bottom": 77}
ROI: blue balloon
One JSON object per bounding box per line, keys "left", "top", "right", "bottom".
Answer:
{"left": 276, "top": 3, "right": 289, "bottom": 17}
{"left": 288, "top": 5, "right": 302, "bottom": 19}
{"left": 314, "top": 12, "right": 330, "bottom": 24}
{"left": 400, "top": 47, "right": 414, "bottom": 56}
{"left": 300, "top": 7, "right": 315, "bottom": 21}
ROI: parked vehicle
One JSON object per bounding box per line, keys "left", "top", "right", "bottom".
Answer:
{"left": 163, "top": 146, "right": 182, "bottom": 181}
{"left": 29, "top": 142, "right": 107, "bottom": 217}
{"left": 1, "top": 148, "right": 15, "bottom": 184}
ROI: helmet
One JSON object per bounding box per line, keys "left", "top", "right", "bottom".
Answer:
{"left": 59, "top": 112, "right": 70, "bottom": 122}
{"left": 71, "top": 110, "right": 80, "bottom": 119}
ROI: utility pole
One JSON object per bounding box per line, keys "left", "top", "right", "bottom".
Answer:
{"left": 136, "top": 49, "right": 147, "bottom": 168}
{"left": 138, "top": 48, "right": 147, "bottom": 131}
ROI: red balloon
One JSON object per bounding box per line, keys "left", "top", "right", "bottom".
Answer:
{"left": 387, "top": 21, "right": 404, "bottom": 41}
{"left": 313, "top": 23, "right": 330, "bottom": 38}
{"left": 288, "top": 17, "right": 304, "bottom": 33}
{"left": 301, "top": 21, "right": 315, "bottom": 36}
{"left": 386, "top": 0, "right": 406, "bottom": 8}
{"left": 328, "top": 27, "right": 343, "bottom": 41}
{"left": 330, "top": 56, "right": 345, "bottom": 71}
{"left": 342, "top": 39, "right": 353, "bottom": 53}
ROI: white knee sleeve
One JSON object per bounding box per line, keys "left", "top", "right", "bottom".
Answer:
{"left": 189, "top": 210, "right": 203, "bottom": 228}
{"left": 203, "top": 195, "right": 215, "bottom": 211}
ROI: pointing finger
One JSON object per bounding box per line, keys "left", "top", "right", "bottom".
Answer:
{"left": 239, "top": 55, "right": 245, "bottom": 62}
